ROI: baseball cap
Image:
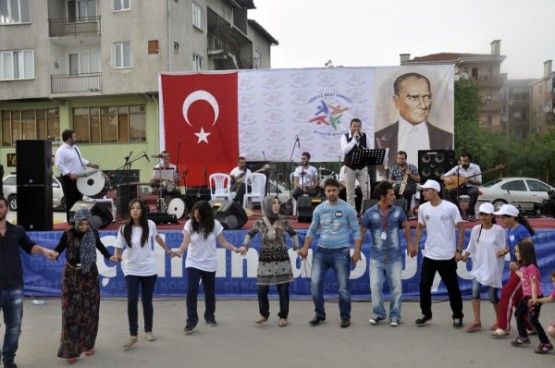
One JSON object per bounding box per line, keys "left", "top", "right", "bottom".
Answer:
{"left": 417, "top": 180, "right": 441, "bottom": 192}
{"left": 478, "top": 203, "right": 495, "bottom": 215}
{"left": 493, "top": 204, "right": 519, "bottom": 217}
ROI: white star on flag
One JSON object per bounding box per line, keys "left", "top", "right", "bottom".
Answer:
{"left": 194, "top": 127, "right": 211, "bottom": 144}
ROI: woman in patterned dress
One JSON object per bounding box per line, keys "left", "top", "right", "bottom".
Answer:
{"left": 54, "top": 208, "right": 118, "bottom": 364}
{"left": 238, "top": 196, "right": 299, "bottom": 327}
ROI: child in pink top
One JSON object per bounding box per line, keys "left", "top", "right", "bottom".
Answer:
{"left": 511, "top": 242, "right": 553, "bottom": 354}
{"left": 529, "top": 271, "right": 555, "bottom": 349}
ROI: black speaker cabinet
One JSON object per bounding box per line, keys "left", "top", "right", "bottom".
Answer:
{"left": 362, "top": 199, "right": 408, "bottom": 213}
{"left": 16, "top": 140, "right": 52, "bottom": 186}
{"left": 70, "top": 200, "right": 114, "bottom": 229}
{"left": 187, "top": 186, "right": 211, "bottom": 203}
{"left": 116, "top": 183, "right": 140, "bottom": 217}
{"left": 297, "top": 197, "right": 323, "bottom": 223}
{"left": 210, "top": 200, "right": 248, "bottom": 230}
{"left": 418, "top": 150, "right": 455, "bottom": 182}
{"left": 17, "top": 185, "right": 53, "bottom": 231}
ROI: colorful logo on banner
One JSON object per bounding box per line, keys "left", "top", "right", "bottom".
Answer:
{"left": 307, "top": 92, "right": 352, "bottom": 137}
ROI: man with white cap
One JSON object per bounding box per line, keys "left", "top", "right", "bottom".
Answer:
{"left": 413, "top": 179, "right": 466, "bottom": 328}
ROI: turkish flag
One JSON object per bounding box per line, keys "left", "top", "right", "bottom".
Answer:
{"left": 160, "top": 72, "right": 239, "bottom": 186}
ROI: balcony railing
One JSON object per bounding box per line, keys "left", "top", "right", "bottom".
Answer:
{"left": 51, "top": 73, "right": 102, "bottom": 94}
{"left": 49, "top": 16, "right": 101, "bottom": 37}
{"left": 480, "top": 99, "right": 502, "bottom": 111}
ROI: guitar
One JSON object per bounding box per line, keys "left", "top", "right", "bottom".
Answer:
{"left": 231, "top": 164, "right": 270, "bottom": 191}
{"left": 443, "top": 164, "right": 504, "bottom": 190}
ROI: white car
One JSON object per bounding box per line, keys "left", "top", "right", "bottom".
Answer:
{"left": 478, "top": 177, "right": 554, "bottom": 212}
{"left": 2, "top": 174, "right": 66, "bottom": 211}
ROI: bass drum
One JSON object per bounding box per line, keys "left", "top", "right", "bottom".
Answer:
{"left": 167, "top": 198, "right": 186, "bottom": 219}
{"left": 77, "top": 171, "right": 111, "bottom": 198}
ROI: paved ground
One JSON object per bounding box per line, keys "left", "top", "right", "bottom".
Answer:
{"left": 12, "top": 297, "right": 555, "bottom": 367}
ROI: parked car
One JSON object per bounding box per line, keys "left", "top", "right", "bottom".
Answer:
{"left": 2, "top": 174, "right": 66, "bottom": 211}
{"left": 478, "top": 177, "right": 555, "bottom": 212}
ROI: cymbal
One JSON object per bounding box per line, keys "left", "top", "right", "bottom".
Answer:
{"left": 150, "top": 154, "right": 168, "bottom": 159}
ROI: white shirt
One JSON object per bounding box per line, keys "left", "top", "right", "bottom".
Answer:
{"left": 115, "top": 220, "right": 159, "bottom": 276}
{"left": 443, "top": 163, "right": 482, "bottom": 187}
{"left": 183, "top": 220, "right": 223, "bottom": 272}
{"left": 418, "top": 200, "right": 462, "bottom": 260}
{"left": 230, "top": 166, "right": 251, "bottom": 180}
{"left": 55, "top": 143, "right": 89, "bottom": 176}
{"left": 340, "top": 132, "right": 367, "bottom": 156}
{"left": 152, "top": 162, "right": 178, "bottom": 182}
{"left": 294, "top": 165, "right": 318, "bottom": 187}
{"left": 398, "top": 118, "right": 430, "bottom": 168}
{"left": 465, "top": 224, "right": 506, "bottom": 288}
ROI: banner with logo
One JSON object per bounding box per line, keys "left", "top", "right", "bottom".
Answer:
{"left": 159, "top": 66, "right": 454, "bottom": 186}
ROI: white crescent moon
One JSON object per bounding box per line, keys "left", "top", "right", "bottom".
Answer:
{"left": 182, "top": 90, "right": 219, "bottom": 127}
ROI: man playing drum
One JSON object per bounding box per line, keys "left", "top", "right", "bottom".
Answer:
{"left": 150, "top": 151, "right": 181, "bottom": 207}
{"left": 55, "top": 129, "right": 100, "bottom": 223}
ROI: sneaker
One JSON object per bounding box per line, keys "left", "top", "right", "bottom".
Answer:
{"left": 145, "top": 332, "right": 156, "bottom": 342}
{"left": 368, "top": 316, "right": 385, "bottom": 325}
{"left": 4, "top": 361, "right": 18, "bottom": 368}
{"left": 278, "top": 318, "right": 288, "bottom": 327}
{"left": 511, "top": 336, "right": 531, "bottom": 346}
{"left": 255, "top": 315, "right": 268, "bottom": 324}
{"left": 390, "top": 319, "right": 400, "bottom": 327}
{"left": 535, "top": 342, "right": 553, "bottom": 354}
{"left": 490, "top": 323, "right": 499, "bottom": 331}
{"left": 453, "top": 318, "right": 463, "bottom": 328}
{"left": 184, "top": 325, "right": 195, "bottom": 334}
{"left": 415, "top": 315, "right": 432, "bottom": 326}
{"left": 206, "top": 319, "right": 218, "bottom": 327}
{"left": 123, "top": 336, "right": 138, "bottom": 350}
{"left": 340, "top": 319, "right": 350, "bottom": 328}
{"left": 308, "top": 315, "right": 326, "bottom": 326}
{"left": 491, "top": 328, "right": 510, "bottom": 337}
{"left": 84, "top": 348, "right": 96, "bottom": 356}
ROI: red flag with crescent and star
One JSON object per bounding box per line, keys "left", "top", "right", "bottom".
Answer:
{"left": 160, "top": 72, "right": 239, "bottom": 186}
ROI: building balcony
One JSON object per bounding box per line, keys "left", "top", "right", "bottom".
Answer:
{"left": 472, "top": 74, "right": 507, "bottom": 88}
{"left": 51, "top": 73, "right": 102, "bottom": 94}
{"left": 480, "top": 99, "right": 502, "bottom": 112}
{"left": 49, "top": 16, "right": 101, "bottom": 37}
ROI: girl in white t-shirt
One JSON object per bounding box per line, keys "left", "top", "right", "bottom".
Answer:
{"left": 462, "top": 203, "right": 506, "bottom": 332}
{"left": 177, "top": 201, "right": 237, "bottom": 334}
{"left": 114, "top": 199, "right": 174, "bottom": 350}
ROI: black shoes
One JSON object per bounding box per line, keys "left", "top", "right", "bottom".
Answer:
{"left": 308, "top": 315, "right": 326, "bottom": 326}
{"left": 206, "top": 319, "right": 218, "bottom": 327}
{"left": 184, "top": 324, "right": 196, "bottom": 334}
{"left": 4, "top": 361, "right": 17, "bottom": 368}
{"left": 415, "top": 315, "right": 432, "bottom": 326}
{"left": 453, "top": 318, "right": 463, "bottom": 328}
{"left": 340, "top": 319, "right": 350, "bottom": 328}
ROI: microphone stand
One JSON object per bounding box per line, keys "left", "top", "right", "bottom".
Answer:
{"left": 289, "top": 135, "right": 301, "bottom": 162}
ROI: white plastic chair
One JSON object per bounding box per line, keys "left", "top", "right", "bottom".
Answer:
{"left": 290, "top": 172, "right": 297, "bottom": 216}
{"left": 243, "top": 173, "right": 267, "bottom": 209}
{"left": 209, "top": 173, "right": 233, "bottom": 201}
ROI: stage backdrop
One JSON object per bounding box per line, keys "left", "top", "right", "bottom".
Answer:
{"left": 22, "top": 229, "right": 555, "bottom": 300}
{"left": 159, "top": 66, "right": 454, "bottom": 186}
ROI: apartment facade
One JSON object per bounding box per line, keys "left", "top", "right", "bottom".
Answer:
{"left": 400, "top": 40, "right": 507, "bottom": 131}
{"left": 529, "top": 60, "right": 555, "bottom": 135}
{"left": 0, "top": 0, "right": 277, "bottom": 180}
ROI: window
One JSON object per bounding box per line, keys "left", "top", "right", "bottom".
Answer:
{"left": 113, "top": 42, "right": 131, "bottom": 68}
{"left": 0, "top": 49, "right": 34, "bottom": 80}
{"left": 193, "top": 53, "right": 202, "bottom": 71}
{"left": 113, "top": 0, "right": 130, "bottom": 12}
{"left": 0, "top": 0, "right": 30, "bottom": 24}
{"left": 71, "top": 104, "right": 146, "bottom": 143}
{"left": 254, "top": 50, "right": 262, "bottom": 69}
{"left": 501, "top": 180, "right": 526, "bottom": 192}
{"left": 68, "top": 50, "right": 100, "bottom": 74}
{"left": 67, "top": 0, "right": 97, "bottom": 22}
{"left": 1, "top": 108, "right": 59, "bottom": 146}
{"left": 526, "top": 180, "right": 550, "bottom": 192}
{"left": 192, "top": 2, "right": 202, "bottom": 29}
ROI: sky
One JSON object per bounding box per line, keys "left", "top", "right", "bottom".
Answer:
{"left": 250, "top": 0, "right": 555, "bottom": 80}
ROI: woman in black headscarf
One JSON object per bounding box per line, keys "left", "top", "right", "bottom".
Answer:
{"left": 54, "top": 207, "right": 118, "bottom": 364}
{"left": 238, "top": 196, "right": 299, "bottom": 327}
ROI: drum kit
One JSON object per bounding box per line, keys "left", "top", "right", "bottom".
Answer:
{"left": 319, "top": 167, "right": 336, "bottom": 188}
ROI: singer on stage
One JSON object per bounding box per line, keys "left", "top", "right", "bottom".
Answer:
{"left": 291, "top": 152, "right": 319, "bottom": 201}
{"left": 340, "top": 118, "right": 370, "bottom": 214}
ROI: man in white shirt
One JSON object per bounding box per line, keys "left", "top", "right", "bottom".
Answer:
{"left": 291, "top": 152, "right": 319, "bottom": 201}
{"left": 441, "top": 151, "right": 482, "bottom": 218}
{"left": 413, "top": 180, "right": 465, "bottom": 328}
{"left": 230, "top": 156, "right": 252, "bottom": 204}
{"left": 55, "top": 129, "right": 99, "bottom": 222}
{"left": 150, "top": 151, "right": 180, "bottom": 205}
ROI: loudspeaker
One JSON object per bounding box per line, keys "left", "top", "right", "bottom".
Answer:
{"left": 210, "top": 200, "right": 248, "bottom": 230}
{"left": 116, "top": 183, "right": 139, "bottom": 217}
{"left": 17, "top": 185, "right": 53, "bottom": 231}
{"left": 16, "top": 140, "right": 52, "bottom": 186}
{"left": 70, "top": 201, "right": 114, "bottom": 229}
{"left": 362, "top": 199, "right": 408, "bottom": 213}
{"left": 297, "top": 197, "right": 323, "bottom": 223}
{"left": 418, "top": 150, "right": 455, "bottom": 182}
{"left": 187, "top": 187, "right": 211, "bottom": 203}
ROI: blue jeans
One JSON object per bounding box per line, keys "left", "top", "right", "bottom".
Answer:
{"left": 370, "top": 258, "right": 403, "bottom": 321}
{"left": 311, "top": 247, "right": 351, "bottom": 320}
{"left": 186, "top": 267, "right": 216, "bottom": 327}
{"left": 125, "top": 275, "right": 158, "bottom": 336}
{"left": 0, "top": 288, "right": 23, "bottom": 364}
{"left": 471, "top": 279, "right": 500, "bottom": 304}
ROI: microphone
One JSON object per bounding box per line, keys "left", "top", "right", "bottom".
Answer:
{"left": 125, "top": 151, "right": 133, "bottom": 160}
{"left": 262, "top": 151, "right": 267, "bottom": 161}
{"left": 296, "top": 135, "right": 301, "bottom": 148}
{"left": 144, "top": 152, "right": 150, "bottom": 162}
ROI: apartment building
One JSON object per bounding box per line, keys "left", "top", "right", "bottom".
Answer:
{"left": 529, "top": 60, "right": 555, "bottom": 135}
{"left": 501, "top": 79, "right": 534, "bottom": 140}
{"left": 0, "top": 0, "right": 277, "bottom": 180}
{"left": 400, "top": 40, "right": 507, "bottom": 131}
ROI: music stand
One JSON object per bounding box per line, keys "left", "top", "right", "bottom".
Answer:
{"left": 351, "top": 149, "right": 386, "bottom": 166}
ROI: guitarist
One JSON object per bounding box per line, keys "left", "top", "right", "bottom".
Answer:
{"left": 291, "top": 152, "right": 320, "bottom": 202}
{"left": 230, "top": 156, "right": 252, "bottom": 205}
{"left": 389, "top": 151, "right": 420, "bottom": 212}
{"left": 440, "top": 151, "right": 482, "bottom": 218}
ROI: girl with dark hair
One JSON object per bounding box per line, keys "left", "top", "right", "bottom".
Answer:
{"left": 492, "top": 204, "right": 535, "bottom": 336}
{"left": 510, "top": 242, "right": 552, "bottom": 353}
{"left": 238, "top": 196, "right": 299, "bottom": 327}
{"left": 177, "top": 200, "right": 237, "bottom": 334}
{"left": 114, "top": 199, "right": 174, "bottom": 350}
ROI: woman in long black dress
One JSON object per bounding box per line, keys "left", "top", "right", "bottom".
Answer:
{"left": 54, "top": 207, "right": 118, "bottom": 364}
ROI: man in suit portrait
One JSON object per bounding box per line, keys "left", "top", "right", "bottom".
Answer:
{"left": 375, "top": 72, "right": 453, "bottom": 168}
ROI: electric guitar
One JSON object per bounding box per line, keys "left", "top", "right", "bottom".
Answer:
{"left": 443, "top": 164, "right": 504, "bottom": 190}
{"left": 231, "top": 164, "right": 270, "bottom": 191}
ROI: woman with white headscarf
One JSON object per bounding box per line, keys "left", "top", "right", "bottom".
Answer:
{"left": 54, "top": 207, "right": 118, "bottom": 364}
{"left": 238, "top": 196, "right": 299, "bottom": 327}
